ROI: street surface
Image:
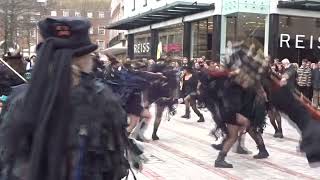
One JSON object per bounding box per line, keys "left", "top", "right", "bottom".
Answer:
{"left": 127, "top": 104, "right": 320, "bottom": 180}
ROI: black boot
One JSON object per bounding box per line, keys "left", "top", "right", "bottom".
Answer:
{"left": 181, "top": 110, "right": 190, "bottom": 119}
{"left": 253, "top": 145, "right": 269, "bottom": 159}
{"left": 234, "top": 136, "right": 251, "bottom": 154}
{"left": 197, "top": 115, "right": 205, "bottom": 122}
{"left": 274, "top": 129, "right": 284, "bottom": 138}
{"left": 215, "top": 152, "right": 233, "bottom": 168}
{"left": 152, "top": 121, "right": 160, "bottom": 141}
{"left": 236, "top": 145, "right": 250, "bottom": 154}
{"left": 211, "top": 143, "right": 223, "bottom": 151}
{"left": 152, "top": 133, "right": 159, "bottom": 141}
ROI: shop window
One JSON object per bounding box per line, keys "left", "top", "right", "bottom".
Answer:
{"left": 134, "top": 32, "right": 152, "bottom": 58}
{"left": 158, "top": 24, "right": 183, "bottom": 58}
{"left": 277, "top": 15, "right": 320, "bottom": 64}
{"left": 225, "top": 13, "right": 266, "bottom": 56}
{"left": 192, "top": 18, "right": 213, "bottom": 59}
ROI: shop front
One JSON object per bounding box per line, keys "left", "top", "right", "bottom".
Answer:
{"left": 276, "top": 15, "right": 320, "bottom": 63}
{"left": 133, "top": 32, "right": 151, "bottom": 59}
{"left": 191, "top": 17, "right": 214, "bottom": 59}
{"left": 158, "top": 24, "right": 184, "bottom": 59}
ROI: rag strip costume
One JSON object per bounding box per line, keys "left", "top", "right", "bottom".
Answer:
{"left": 209, "top": 43, "right": 320, "bottom": 165}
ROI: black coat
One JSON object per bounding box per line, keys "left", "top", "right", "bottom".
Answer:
{"left": 0, "top": 78, "right": 130, "bottom": 180}
{"left": 284, "top": 65, "right": 297, "bottom": 90}
{"left": 312, "top": 68, "right": 320, "bottom": 90}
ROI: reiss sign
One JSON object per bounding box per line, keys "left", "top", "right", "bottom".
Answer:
{"left": 280, "top": 34, "right": 320, "bottom": 49}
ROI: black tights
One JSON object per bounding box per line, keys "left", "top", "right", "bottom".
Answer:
{"left": 221, "top": 114, "right": 266, "bottom": 154}
{"left": 152, "top": 105, "right": 165, "bottom": 136}
{"left": 247, "top": 127, "right": 265, "bottom": 147}
{"left": 268, "top": 108, "right": 282, "bottom": 132}
{"left": 184, "top": 95, "right": 203, "bottom": 117}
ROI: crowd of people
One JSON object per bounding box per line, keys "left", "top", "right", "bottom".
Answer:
{"left": 0, "top": 16, "right": 320, "bottom": 180}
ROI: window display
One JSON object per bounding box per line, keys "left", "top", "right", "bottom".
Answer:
{"left": 158, "top": 24, "right": 183, "bottom": 59}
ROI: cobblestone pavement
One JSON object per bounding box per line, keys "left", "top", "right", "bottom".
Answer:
{"left": 127, "top": 105, "right": 320, "bottom": 180}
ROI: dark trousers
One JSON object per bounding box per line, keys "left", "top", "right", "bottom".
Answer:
{"left": 298, "top": 86, "right": 312, "bottom": 100}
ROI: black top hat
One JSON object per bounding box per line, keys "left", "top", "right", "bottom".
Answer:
{"left": 38, "top": 17, "right": 98, "bottom": 57}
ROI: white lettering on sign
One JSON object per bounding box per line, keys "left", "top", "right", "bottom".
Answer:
{"left": 280, "top": 34, "right": 320, "bottom": 49}
{"left": 280, "top": 34, "right": 290, "bottom": 48}
{"left": 134, "top": 42, "right": 150, "bottom": 54}
{"left": 295, "top": 35, "right": 305, "bottom": 49}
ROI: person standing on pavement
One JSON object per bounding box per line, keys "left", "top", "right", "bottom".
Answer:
{"left": 312, "top": 61, "right": 320, "bottom": 109}
{"left": 281, "top": 58, "right": 297, "bottom": 91}
{"left": 297, "top": 59, "right": 312, "bottom": 99}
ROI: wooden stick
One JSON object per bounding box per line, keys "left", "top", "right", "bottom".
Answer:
{"left": 0, "top": 58, "right": 28, "bottom": 83}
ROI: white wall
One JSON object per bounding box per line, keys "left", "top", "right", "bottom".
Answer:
{"left": 123, "top": 0, "right": 215, "bottom": 19}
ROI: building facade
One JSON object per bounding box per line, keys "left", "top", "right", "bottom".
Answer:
{"left": 108, "top": 0, "right": 320, "bottom": 63}
{"left": 0, "top": 0, "right": 111, "bottom": 57}
{"left": 48, "top": 9, "right": 111, "bottom": 50}
{"left": 106, "top": 0, "right": 127, "bottom": 58}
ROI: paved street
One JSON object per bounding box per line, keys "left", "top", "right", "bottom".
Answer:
{"left": 127, "top": 104, "right": 320, "bottom": 180}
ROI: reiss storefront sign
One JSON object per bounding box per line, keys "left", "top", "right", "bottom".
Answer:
{"left": 280, "top": 34, "right": 320, "bottom": 49}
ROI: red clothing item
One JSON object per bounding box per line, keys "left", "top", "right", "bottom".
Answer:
{"left": 207, "top": 70, "right": 231, "bottom": 78}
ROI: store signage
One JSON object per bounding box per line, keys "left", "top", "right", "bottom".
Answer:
{"left": 134, "top": 42, "right": 150, "bottom": 54}
{"left": 280, "top": 34, "right": 320, "bottom": 49}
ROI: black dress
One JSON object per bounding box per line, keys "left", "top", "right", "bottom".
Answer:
{"left": 181, "top": 74, "right": 198, "bottom": 98}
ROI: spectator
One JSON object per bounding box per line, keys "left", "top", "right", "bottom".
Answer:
{"left": 312, "top": 61, "right": 320, "bottom": 109}
{"left": 297, "top": 59, "right": 312, "bottom": 99}
{"left": 280, "top": 58, "right": 297, "bottom": 91}
{"left": 276, "top": 61, "right": 285, "bottom": 76}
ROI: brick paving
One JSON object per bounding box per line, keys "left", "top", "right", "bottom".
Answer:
{"left": 126, "top": 105, "right": 320, "bottom": 180}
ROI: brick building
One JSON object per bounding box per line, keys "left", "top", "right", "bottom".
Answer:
{"left": 0, "top": 0, "right": 111, "bottom": 57}
{"left": 48, "top": 9, "right": 111, "bottom": 50}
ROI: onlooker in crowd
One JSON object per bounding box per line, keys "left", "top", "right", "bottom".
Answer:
{"left": 280, "top": 58, "right": 297, "bottom": 91}
{"left": 292, "top": 63, "right": 299, "bottom": 71}
{"left": 297, "top": 59, "right": 312, "bottom": 99}
{"left": 276, "top": 61, "right": 285, "bottom": 75}
{"left": 312, "top": 61, "right": 320, "bottom": 109}
{"left": 182, "top": 57, "right": 189, "bottom": 68}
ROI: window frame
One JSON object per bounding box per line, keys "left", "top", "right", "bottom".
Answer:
{"left": 87, "top": 12, "right": 93, "bottom": 18}
{"left": 89, "top": 27, "right": 94, "bottom": 35}
{"left": 98, "top": 11, "right": 105, "bottom": 18}
{"left": 75, "top": 11, "right": 81, "bottom": 17}
{"left": 50, "top": 11, "right": 57, "bottom": 16}
{"left": 62, "top": 10, "right": 69, "bottom": 17}
{"left": 97, "top": 40, "right": 105, "bottom": 49}
{"left": 132, "top": 0, "right": 136, "bottom": 11}
{"left": 98, "top": 26, "right": 106, "bottom": 35}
